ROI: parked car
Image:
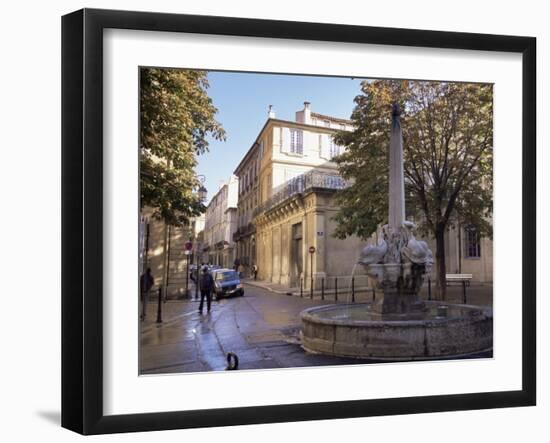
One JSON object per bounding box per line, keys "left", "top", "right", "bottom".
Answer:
{"left": 211, "top": 268, "right": 244, "bottom": 299}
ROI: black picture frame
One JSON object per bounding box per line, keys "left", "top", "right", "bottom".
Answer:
{"left": 61, "top": 8, "right": 536, "bottom": 435}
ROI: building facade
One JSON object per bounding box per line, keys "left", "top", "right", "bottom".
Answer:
{"left": 233, "top": 128, "right": 262, "bottom": 274}
{"left": 203, "top": 175, "right": 239, "bottom": 268}
{"left": 235, "top": 102, "right": 360, "bottom": 286}
{"left": 139, "top": 211, "right": 206, "bottom": 298}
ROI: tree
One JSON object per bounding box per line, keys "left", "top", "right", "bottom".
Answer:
{"left": 333, "top": 80, "right": 493, "bottom": 299}
{"left": 140, "top": 68, "right": 225, "bottom": 225}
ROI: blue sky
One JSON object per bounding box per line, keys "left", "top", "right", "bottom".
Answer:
{"left": 196, "top": 71, "right": 364, "bottom": 203}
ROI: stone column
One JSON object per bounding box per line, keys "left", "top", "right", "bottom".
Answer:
{"left": 388, "top": 104, "right": 405, "bottom": 230}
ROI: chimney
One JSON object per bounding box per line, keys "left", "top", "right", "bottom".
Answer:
{"left": 303, "top": 101, "right": 311, "bottom": 124}
{"left": 268, "top": 105, "right": 276, "bottom": 119}
{"left": 295, "top": 101, "right": 312, "bottom": 124}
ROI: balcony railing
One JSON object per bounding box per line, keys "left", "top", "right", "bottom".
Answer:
{"left": 254, "top": 171, "right": 348, "bottom": 217}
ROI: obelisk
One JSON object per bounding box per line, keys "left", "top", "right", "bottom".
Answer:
{"left": 388, "top": 103, "right": 405, "bottom": 230}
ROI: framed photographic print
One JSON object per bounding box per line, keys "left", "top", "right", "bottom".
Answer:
{"left": 61, "top": 8, "right": 536, "bottom": 435}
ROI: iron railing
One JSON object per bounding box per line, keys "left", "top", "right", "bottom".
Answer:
{"left": 254, "top": 171, "right": 348, "bottom": 217}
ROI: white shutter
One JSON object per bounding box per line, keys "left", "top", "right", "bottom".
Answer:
{"left": 281, "top": 127, "right": 290, "bottom": 153}
{"left": 301, "top": 131, "right": 310, "bottom": 155}
{"left": 320, "top": 134, "right": 330, "bottom": 159}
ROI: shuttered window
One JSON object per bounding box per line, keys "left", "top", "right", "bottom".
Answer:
{"left": 290, "top": 129, "right": 303, "bottom": 154}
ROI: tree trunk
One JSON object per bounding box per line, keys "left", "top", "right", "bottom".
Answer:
{"left": 435, "top": 224, "right": 447, "bottom": 300}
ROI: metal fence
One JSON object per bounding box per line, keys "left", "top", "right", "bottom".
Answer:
{"left": 299, "top": 274, "right": 375, "bottom": 303}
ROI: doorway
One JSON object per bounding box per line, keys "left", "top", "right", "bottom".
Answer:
{"left": 291, "top": 223, "right": 303, "bottom": 287}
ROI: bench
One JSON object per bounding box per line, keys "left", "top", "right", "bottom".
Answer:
{"left": 446, "top": 274, "right": 473, "bottom": 303}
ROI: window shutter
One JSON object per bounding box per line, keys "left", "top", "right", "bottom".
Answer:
{"left": 281, "top": 127, "right": 290, "bottom": 153}
{"left": 320, "top": 134, "right": 330, "bottom": 159}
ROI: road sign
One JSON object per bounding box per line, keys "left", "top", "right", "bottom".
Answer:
{"left": 309, "top": 246, "right": 316, "bottom": 254}
{"left": 184, "top": 241, "right": 193, "bottom": 251}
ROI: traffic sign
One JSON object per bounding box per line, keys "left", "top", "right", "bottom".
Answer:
{"left": 184, "top": 241, "right": 193, "bottom": 251}
{"left": 308, "top": 246, "right": 316, "bottom": 254}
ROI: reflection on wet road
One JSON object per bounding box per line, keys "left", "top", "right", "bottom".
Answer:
{"left": 140, "top": 285, "right": 361, "bottom": 374}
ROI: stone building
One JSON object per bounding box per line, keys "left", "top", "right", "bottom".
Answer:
{"left": 233, "top": 121, "right": 263, "bottom": 274}
{"left": 203, "top": 175, "right": 239, "bottom": 268}
{"left": 234, "top": 102, "right": 361, "bottom": 286}
{"left": 139, "top": 212, "right": 205, "bottom": 298}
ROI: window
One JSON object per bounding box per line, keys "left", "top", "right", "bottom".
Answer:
{"left": 290, "top": 129, "right": 303, "bottom": 154}
{"left": 465, "top": 226, "right": 481, "bottom": 258}
{"left": 324, "top": 120, "right": 331, "bottom": 128}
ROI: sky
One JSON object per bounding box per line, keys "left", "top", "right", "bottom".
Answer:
{"left": 195, "top": 71, "right": 364, "bottom": 204}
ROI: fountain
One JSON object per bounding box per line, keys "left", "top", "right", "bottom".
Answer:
{"left": 301, "top": 104, "right": 493, "bottom": 360}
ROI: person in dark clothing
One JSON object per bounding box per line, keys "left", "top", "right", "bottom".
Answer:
{"left": 199, "top": 267, "right": 214, "bottom": 314}
{"left": 140, "top": 267, "right": 154, "bottom": 321}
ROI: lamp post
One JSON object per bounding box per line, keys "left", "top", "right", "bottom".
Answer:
{"left": 194, "top": 174, "right": 207, "bottom": 300}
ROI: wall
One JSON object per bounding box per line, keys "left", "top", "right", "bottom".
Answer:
{"left": 1, "top": 1, "right": 546, "bottom": 443}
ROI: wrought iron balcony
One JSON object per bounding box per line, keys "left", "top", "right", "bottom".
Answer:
{"left": 253, "top": 170, "right": 348, "bottom": 217}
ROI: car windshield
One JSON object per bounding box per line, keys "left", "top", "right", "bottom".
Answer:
{"left": 215, "top": 271, "right": 238, "bottom": 282}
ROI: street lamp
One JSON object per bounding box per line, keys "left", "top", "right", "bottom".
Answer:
{"left": 198, "top": 185, "right": 207, "bottom": 202}
{"left": 193, "top": 174, "right": 207, "bottom": 300}
{"left": 196, "top": 174, "right": 207, "bottom": 202}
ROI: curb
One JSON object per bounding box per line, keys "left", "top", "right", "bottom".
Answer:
{"left": 242, "top": 280, "right": 292, "bottom": 295}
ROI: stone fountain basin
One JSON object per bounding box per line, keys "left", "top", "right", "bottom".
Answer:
{"left": 300, "top": 302, "right": 492, "bottom": 360}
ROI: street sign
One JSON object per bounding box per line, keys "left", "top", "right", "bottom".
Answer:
{"left": 309, "top": 246, "right": 316, "bottom": 254}
{"left": 184, "top": 241, "right": 193, "bottom": 251}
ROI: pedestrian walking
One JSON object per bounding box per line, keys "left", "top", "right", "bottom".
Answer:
{"left": 199, "top": 266, "right": 214, "bottom": 314}
{"left": 238, "top": 263, "right": 245, "bottom": 278}
{"left": 252, "top": 264, "right": 258, "bottom": 280}
{"left": 140, "top": 267, "right": 154, "bottom": 321}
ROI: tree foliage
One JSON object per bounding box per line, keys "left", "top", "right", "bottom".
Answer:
{"left": 140, "top": 68, "right": 225, "bottom": 225}
{"left": 333, "top": 80, "right": 493, "bottom": 296}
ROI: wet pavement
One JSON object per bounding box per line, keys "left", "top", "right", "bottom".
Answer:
{"left": 140, "top": 284, "right": 363, "bottom": 374}
{"left": 140, "top": 282, "right": 492, "bottom": 375}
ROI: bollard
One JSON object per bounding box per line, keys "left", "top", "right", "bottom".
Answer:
{"left": 226, "top": 352, "right": 239, "bottom": 370}
{"left": 372, "top": 287, "right": 375, "bottom": 302}
{"left": 195, "top": 267, "right": 199, "bottom": 300}
{"left": 310, "top": 277, "right": 314, "bottom": 299}
{"left": 300, "top": 278, "right": 303, "bottom": 298}
{"left": 156, "top": 286, "right": 163, "bottom": 323}
{"left": 351, "top": 277, "right": 355, "bottom": 303}
{"left": 462, "top": 280, "right": 467, "bottom": 304}
{"left": 185, "top": 255, "right": 190, "bottom": 298}
{"left": 321, "top": 278, "right": 325, "bottom": 300}
{"left": 335, "top": 277, "right": 338, "bottom": 302}
{"left": 428, "top": 277, "right": 432, "bottom": 301}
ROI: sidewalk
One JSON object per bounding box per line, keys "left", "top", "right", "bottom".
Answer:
{"left": 243, "top": 278, "right": 493, "bottom": 307}
{"left": 243, "top": 278, "right": 298, "bottom": 295}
